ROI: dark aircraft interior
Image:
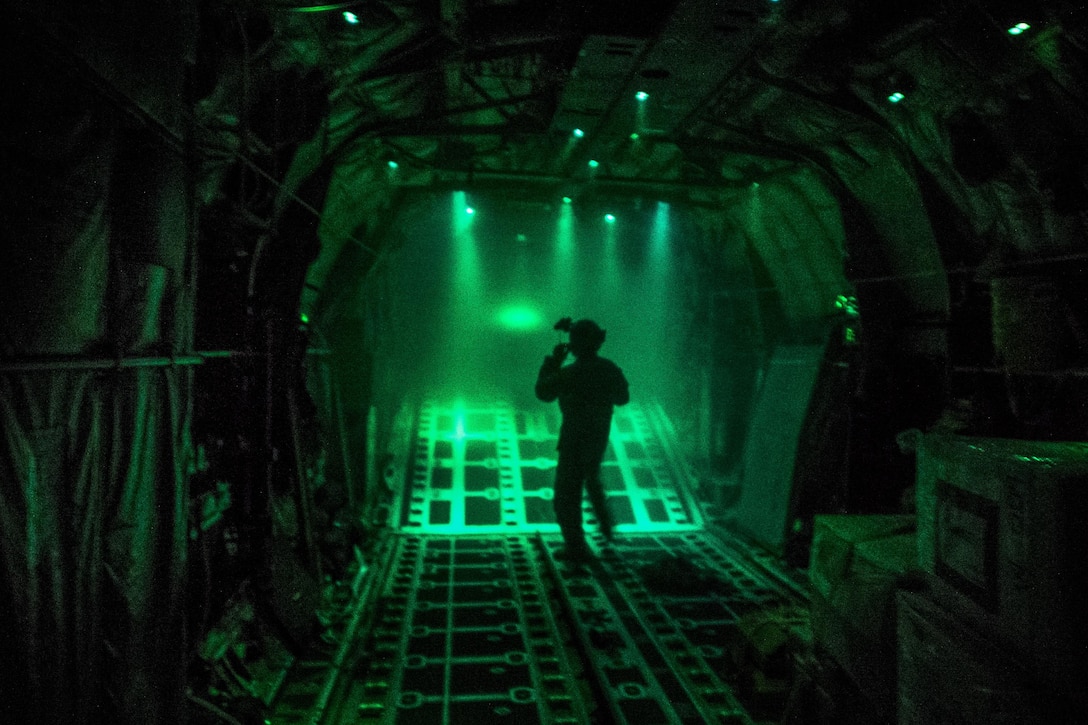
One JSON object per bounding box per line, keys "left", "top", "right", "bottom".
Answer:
{"left": 3, "top": 1, "right": 1087, "bottom": 723}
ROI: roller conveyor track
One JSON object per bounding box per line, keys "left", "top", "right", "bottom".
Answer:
{"left": 270, "top": 400, "right": 806, "bottom": 723}
{"left": 347, "top": 535, "right": 593, "bottom": 724}
{"left": 398, "top": 400, "right": 704, "bottom": 535}
{"left": 321, "top": 531, "right": 802, "bottom": 724}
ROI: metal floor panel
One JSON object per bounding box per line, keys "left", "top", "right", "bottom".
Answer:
{"left": 539, "top": 532, "right": 804, "bottom": 725}
{"left": 399, "top": 400, "right": 702, "bottom": 535}
{"left": 345, "top": 535, "right": 594, "bottom": 724}
{"left": 320, "top": 531, "right": 803, "bottom": 725}
{"left": 271, "top": 401, "right": 806, "bottom": 725}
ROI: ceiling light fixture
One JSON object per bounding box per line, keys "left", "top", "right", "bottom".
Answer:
{"left": 283, "top": 2, "right": 365, "bottom": 13}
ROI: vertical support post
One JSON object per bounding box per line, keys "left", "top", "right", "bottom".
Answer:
{"left": 287, "top": 385, "right": 322, "bottom": 579}
{"left": 329, "top": 364, "right": 357, "bottom": 514}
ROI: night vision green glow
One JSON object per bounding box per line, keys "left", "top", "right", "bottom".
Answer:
{"left": 387, "top": 160, "right": 398, "bottom": 169}
{"left": 562, "top": 196, "right": 572, "bottom": 204}
{"left": 836, "top": 294, "right": 860, "bottom": 345}
{"left": 1008, "top": 23, "right": 1030, "bottom": 35}
{"left": 588, "top": 159, "right": 600, "bottom": 169}
{"left": 343, "top": 11, "right": 359, "bottom": 24}
{"left": 572, "top": 128, "right": 585, "bottom": 138}
{"left": 496, "top": 305, "right": 544, "bottom": 332}
{"left": 602, "top": 205, "right": 619, "bottom": 291}
{"left": 451, "top": 191, "right": 479, "bottom": 292}
{"left": 888, "top": 92, "right": 905, "bottom": 103}
{"left": 635, "top": 201, "right": 676, "bottom": 337}
{"left": 635, "top": 92, "right": 649, "bottom": 130}
{"left": 383, "top": 195, "right": 692, "bottom": 490}
{"left": 553, "top": 200, "right": 575, "bottom": 299}
{"left": 835, "top": 294, "right": 860, "bottom": 317}
{"left": 651, "top": 202, "right": 669, "bottom": 261}
{"left": 630, "top": 132, "right": 640, "bottom": 141}
{"left": 300, "top": 312, "right": 310, "bottom": 324}
{"left": 289, "top": 3, "right": 358, "bottom": 12}
{"left": 465, "top": 206, "right": 475, "bottom": 215}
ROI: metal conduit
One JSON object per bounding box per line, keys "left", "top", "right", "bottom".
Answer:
{"left": 0, "top": 348, "right": 332, "bottom": 373}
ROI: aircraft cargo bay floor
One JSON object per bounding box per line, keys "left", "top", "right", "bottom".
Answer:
{"left": 398, "top": 399, "right": 705, "bottom": 535}
{"left": 269, "top": 401, "right": 809, "bottom": 724}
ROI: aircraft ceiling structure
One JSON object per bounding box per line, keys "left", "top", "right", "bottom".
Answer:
{"left": 187, "top": 0, "right": 1086, "bottom": 344}
{"left": 12, "top": 0, "right": 1084, "bottom": 336}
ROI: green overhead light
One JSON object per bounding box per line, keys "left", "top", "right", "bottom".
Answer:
{"left": 300, "top": 312, "right": 310, "bottom": 324}
{"left": 888, "top": 91, "right": 905, "bottom": 103}
{"left": 834, "top": 294, "right": 859, "bottom": 317}
{"left": 604, "top": 213, "right": 616, "bottom": 223}
{"left": 288, "top": 3, "right": 356, "bottom": 13}
{"left": 1008, "top": 22, "right": 1030, "bottom": 35}
{"left": 562, "top": 196, "right": 572, "bottom": 204}
{"left": 629, "top": 132, "right": 640, "bottom": 141}
{"left": 343, "top": 11, "right": 359, "bottom": 24}
{"left": 465, "top": 206, "right": 475, "bottom": 215}
{"left": 387, "top": 160, "right": 399, "bottom": 169}
{"left": 635, "top": 91, "right": 649, "bottom": 101}
{"left": 588, "top": 159, "right": 600, "bottom": 169}
{"left": 572, "top": 128, "right": 585, "bottom": 138}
